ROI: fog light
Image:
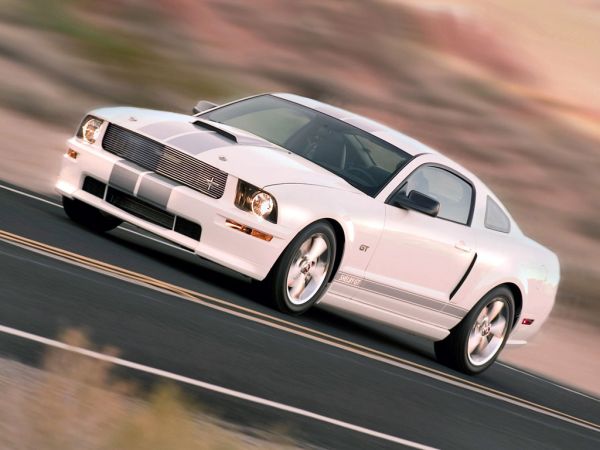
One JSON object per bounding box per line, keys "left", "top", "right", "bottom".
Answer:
{"left": 67, "top": 149, "right": 79, "bottom": 159}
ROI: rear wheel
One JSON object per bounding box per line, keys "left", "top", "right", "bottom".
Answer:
{"left": 268, "top": 221, "right": 336, "bottom": 315}
{"left": 434, "top": 286, "right": 514, "bottom": 374}
{"left": 62, "top": 197, "right": 122, "bottom": 232}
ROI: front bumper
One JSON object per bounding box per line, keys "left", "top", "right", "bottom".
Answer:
{"left": 56, "top": 138, "right": 291, "bottom": 280}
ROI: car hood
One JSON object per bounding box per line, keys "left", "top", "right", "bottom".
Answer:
{"left": 93, "top": 107, "right": 361, "bottom": 193}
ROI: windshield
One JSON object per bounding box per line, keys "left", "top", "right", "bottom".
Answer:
{"left": 201, "top": 95, "right": 411, "bottom": 196}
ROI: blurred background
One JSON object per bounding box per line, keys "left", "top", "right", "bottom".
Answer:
{"left": 0, "top": 0, "right": 598, "bottom": 391}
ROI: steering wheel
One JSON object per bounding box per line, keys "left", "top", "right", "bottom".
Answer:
{"left": 346, "top": 167, "right": 377, "bottom": 186}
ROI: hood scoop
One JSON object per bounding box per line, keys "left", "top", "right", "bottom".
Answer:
{"left": 192, "top": 119, "right": 238, "bottom": 143}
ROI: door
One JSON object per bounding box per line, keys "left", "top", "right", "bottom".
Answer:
{"left": 363, "top": 164, "right": 476, "bottom": 325}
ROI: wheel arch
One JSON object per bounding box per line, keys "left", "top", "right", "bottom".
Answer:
{"left": 264, "top": 217, "right": 346, "bottom": 281}
{"left": 437, "top": 281, "right": 523, "bottom": 374}
{"left": 498, "top": 282, "right": 523, "bottom": 328}
{"left": 472, "top": 282, "right": 523, "bottom": 329}
{"left": 323, "top": 218, "right": 346, "bottom": 283}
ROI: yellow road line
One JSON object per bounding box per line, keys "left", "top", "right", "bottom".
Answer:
{"left": 0, "top": 228, "right": 598, "bottom": 432}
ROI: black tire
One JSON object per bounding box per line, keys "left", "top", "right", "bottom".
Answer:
{"left": 267, "top": 221, "right": 336, "bottom": 315}
{"left": 434, "top": 286, "right": 515, "bottom": 375}
{"left": 62, "top": 197, "right": 122, "bottom": 232}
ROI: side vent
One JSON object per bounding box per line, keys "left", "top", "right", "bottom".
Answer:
{"left": 450, "top": 254, "right": 477, "bottom": 300}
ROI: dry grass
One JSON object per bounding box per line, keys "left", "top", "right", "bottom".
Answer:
{"left": 0, "top": 330, "right": 299, "bottom": 450}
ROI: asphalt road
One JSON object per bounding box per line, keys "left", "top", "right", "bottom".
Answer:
{"left": 0, "top": 182, "right": 598, "bottom": 449}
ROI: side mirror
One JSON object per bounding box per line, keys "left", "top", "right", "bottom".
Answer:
{"left": 391, "top": 190, "right": 440, "bottom": 217}
{"left": 193, "top": 100, "right": 218, "bottom": 114}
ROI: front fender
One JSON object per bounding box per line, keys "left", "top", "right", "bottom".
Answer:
{"left": 265, "top": 184, "right": 386, "bottom": 275}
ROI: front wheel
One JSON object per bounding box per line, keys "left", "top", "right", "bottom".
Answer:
{"left": 268, "top": 221, "right": 336, "bottom": 315}
{"left": 434, "top": 286, "right": 514, "bottom": 374}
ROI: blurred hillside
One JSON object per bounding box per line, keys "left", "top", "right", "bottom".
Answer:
{"left": 0, "top": 0, "right": 598, "bottom": 324}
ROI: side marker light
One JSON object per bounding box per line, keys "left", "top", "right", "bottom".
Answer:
{"left": 226, "top": 219, "right": 273, "bottom": 242}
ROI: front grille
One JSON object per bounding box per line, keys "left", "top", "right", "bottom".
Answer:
{"left": 106, "top": 187, "right": 175, "bottom": 229}
{"left": 104, "top": 186, "right": 202, "bottom": 241}
{"left": 103, "top": 124, "right": 228, "bottom": 199}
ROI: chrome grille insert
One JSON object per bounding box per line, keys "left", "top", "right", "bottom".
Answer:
{"left": 102, "top": 124, "right": 228, "bottom": 199}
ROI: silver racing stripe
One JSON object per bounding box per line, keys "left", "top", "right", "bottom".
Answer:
{"left": 236, "top": 135, "right": 278, "bottom": 147}
{"left": 108, "top": 160, "right": 179, "bottom": 211}
{"left": 109, "top": 160, "right": 147, "bottom": 194}
{"left": 443, "top": 303, "right": 468, "bottom": 318}
{"left": 136, "top": 173, "right": 179, "bottom": 210}
{"left": 138, "top": 121, "right": 199, "bottom": 140}
{"left": 344, "top": 117, "right": 382, "bottom": 133}
{"left": 139, "top": 119, "right": 279, "bottom": 152}
{"left": 166, "top": 132, "right": 232, "bottom": 155}
{"left": 314, "top": 104, "right": 350, "bottom": 119}
{"left": 333, "top": 272, "right": 467, "bottom": 319}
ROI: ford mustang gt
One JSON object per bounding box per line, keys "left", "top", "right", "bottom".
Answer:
{"left": 56, "top": 93, "right": 559, "bottom": 374}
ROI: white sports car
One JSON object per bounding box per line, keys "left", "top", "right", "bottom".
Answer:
{"left": 56, "top": 93, "right": 559, "bottom": 374}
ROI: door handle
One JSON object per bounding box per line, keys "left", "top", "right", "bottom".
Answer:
{"left": 455, "top": 241, "right": 472, "bottom": 252}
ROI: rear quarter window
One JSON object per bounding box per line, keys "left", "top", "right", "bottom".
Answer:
{"left": 485, "top": 197, "right": 511, "bottom": 233}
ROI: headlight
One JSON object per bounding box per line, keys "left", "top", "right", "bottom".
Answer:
{"left": 77, "top": 116, "right": 104, "bottom": 144}
{"left": 251, "top": 192, "right": 274, "bottom": 217}
{"left": 235, "top": 180, "right": 277, "bottom": 223}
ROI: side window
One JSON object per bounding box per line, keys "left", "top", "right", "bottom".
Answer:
{"left": 485, "top": 196, "right": 511, "bottom": 233}
{"left": 399, "top": 165, "right": 473, "bottom": 225}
